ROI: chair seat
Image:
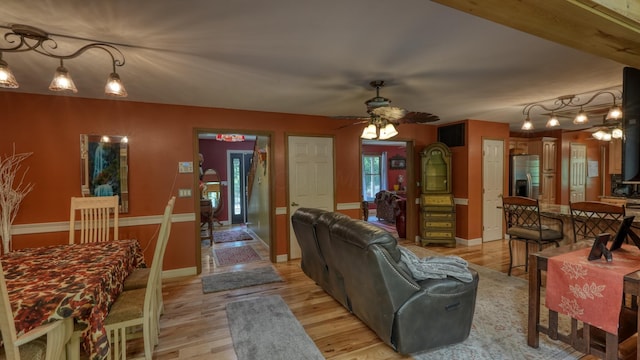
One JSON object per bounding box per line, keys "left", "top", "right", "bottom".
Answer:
{"left": 105, "top": 288, "right": 146, "bottom": 324}
{"left": 0, "top": 337, "right": 47, "bottom": 360}
{"left": 507, "top": 226, "right": 563, "bottom": 241}
{"left": 123, "top": 268, "right": 150, "bottom": 291}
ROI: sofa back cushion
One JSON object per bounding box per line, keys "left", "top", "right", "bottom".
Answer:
{"left": 315, "top": 211, "right": 352, "bottom": 308}
{"left": 329, "top": 218, "right": 419, "bottom": 343}
{"left": 291, "top": 208, "right": 330, "bottom": 288}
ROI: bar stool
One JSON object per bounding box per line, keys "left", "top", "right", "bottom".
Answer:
{"left": 569, "top": 201, "right": 625, "bottom": 243}
{"left": 502, "top": 196, "right": 564, "bottom": 276}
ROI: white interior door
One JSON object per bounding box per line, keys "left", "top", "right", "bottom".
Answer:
{"left": 288, "top": 136, "right": 334, "bottom": 259}
{"left": 482, "top": 139, "right": 504, "bottom": 242}
{"left": 570, "top": 143, "right": 587, "bottom": 203}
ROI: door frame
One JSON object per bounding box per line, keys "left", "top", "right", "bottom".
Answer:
{"left": 193, "top": 128, "right": 275, "bottom": 274}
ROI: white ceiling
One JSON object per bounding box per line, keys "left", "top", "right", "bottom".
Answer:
{"left": 0, "top": 0, "right": 627, "bottom": 131}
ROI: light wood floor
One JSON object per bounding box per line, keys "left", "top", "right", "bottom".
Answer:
{"left": 127, "top": 229, "right": 561, "bottom": 359}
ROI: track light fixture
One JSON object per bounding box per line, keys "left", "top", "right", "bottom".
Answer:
{"left": 521, "top": 90, "right": 622, "bottom": 134}
{"left": 0, "top": 24, "right": 127, "bottom": 97}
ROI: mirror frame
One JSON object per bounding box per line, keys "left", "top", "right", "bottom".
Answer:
{"left": 80, "top": 134, "right": 129, "bottom": 213}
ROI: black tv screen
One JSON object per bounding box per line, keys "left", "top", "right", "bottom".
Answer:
{"left": 623, "top": 67, "right": 640, "bottom": 182}
{"left": 438, "top": 123, "right": 465, "bottom": 147}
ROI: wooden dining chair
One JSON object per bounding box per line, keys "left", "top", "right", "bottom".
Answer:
{"left": 502, "top": 196, "right": 564, "bottom": 276}
{"left": 104, "top": 197, "right": 175, "bottom": 360}
{"left": 123, "top": 197, "right": 176, "bottom": 317}
{"left": 0, "top": 260, "right": 72, "bottom": 360}
{"left": 69, "top": 195, "right": 119, "bottom": 244}
{"left": 570, "top": 201, "right": 626, "bottom": 242}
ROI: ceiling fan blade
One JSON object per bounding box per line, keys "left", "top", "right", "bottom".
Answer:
{"left": 330, "top": 115, "right": 370, "bottom": 120}
{"left": 396, "top": 111, "right": 441, "bottom": 124}
{"left": 335, "top": 119, "right": 369, "bottom": 130}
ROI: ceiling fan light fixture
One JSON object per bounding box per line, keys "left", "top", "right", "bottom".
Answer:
{"left": 378, "top": 123, "right": 398, "bottom": 140}
{"left": 592, "top": 129, "right": 606, "bottom": 140}
{"left": 0, "top": 57, "right": 19, "bottom": 89}
{"left": 361, "top": 124, "right": 377, "bottom": 139}
{"left": 612, "top": 127, "right": 623, "bottom": 139}
{"left": 48, "top": 61, "right": 78, "bottom": 93}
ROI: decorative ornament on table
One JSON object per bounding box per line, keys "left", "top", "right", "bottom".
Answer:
{"left": 0, "top": 146, "right": 34, "bottom": 253}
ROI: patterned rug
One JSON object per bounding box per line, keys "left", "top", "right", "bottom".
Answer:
{"left": 213, "top": 229, "right": 254, "bottom": 243}
{"left": 213, "top": 245, "right": 262, "bottom": 266}
{"left": 412, "top": 248, "right": 581, "bottom": 359}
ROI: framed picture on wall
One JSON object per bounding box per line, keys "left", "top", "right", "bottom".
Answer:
{"left": 389, "top": 156, "right": 406, "bottom": 170}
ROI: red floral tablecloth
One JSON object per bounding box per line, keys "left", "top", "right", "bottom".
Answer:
{"left": 546, "top": 244, "right": 640, "bottom": 334}
{"left": 1, "top": 240, "right": 145, "bottom": 360}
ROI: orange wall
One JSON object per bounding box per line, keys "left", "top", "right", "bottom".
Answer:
{"left": 1, "top": 92, "right": 438, "bottom": 270}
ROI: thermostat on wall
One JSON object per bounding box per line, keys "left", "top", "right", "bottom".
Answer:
{"left": 178, "top": 161, "right": 193, "bottom": 173}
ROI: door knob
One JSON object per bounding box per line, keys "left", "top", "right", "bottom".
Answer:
{"left": 291, "top": 202, "right": 299, "bottom": 207}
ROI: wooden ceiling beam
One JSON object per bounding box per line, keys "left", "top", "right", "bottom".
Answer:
{"left": 432, "top": 0, "right": 640, "bottom": 68}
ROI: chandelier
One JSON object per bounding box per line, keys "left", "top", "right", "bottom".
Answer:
{"left": 0, "top": 24, "right": 127, "bottom": 97}
{"left": 520, "top": 90, "right": 623, "bottom": 141}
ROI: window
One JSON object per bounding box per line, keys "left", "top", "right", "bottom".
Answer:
{"left": 362, "top": 153, "right": 387, "bottom": 201}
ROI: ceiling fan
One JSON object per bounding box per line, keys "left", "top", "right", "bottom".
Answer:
{"left": 335, "top": 80, "right": 441, "bottom": 127}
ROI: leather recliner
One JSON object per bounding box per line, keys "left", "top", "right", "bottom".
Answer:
{"left": 291, "top": 208, "right": 479, "bottom": 354}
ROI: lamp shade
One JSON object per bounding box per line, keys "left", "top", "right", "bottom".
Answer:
{"left": 0, "top": 59, "right": 19, "bottom": 89}
{"left": 545, "top": 114, "right": 560, "bottom": 128}
{"left": 521, "top": 117, "right": 534, "bottom": 131}
{"left": 49, "top": 65, "right": 78, "bottom": 93}
{"left": 573, "top": 109, "right": 588, "bottom": 124}
{"left": 606, "top": 105, "right": 622, "bottom": 120}
{"left": 361, "top": 124, "right": 377, "bottom": 139}
{"left": 378, "top": 123, "right": 398, "bottom": 140}
{"left": 105, "top": 72, "right": 128, "bottom": 97}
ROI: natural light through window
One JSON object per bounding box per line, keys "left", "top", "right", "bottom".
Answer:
{"left": 363, "top": 155, "right": 381, "bottom": 201}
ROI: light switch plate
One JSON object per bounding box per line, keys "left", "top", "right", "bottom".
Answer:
{"left": 178, "top": 189, "right": 192, "bottom": 197}
{"left": 178, "top": 161, "right": 193, "bottom": 173}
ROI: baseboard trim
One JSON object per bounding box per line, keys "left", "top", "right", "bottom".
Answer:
{"left": 162, "top": 266, "right": 197, "bottom": 279}
{"left": 276, "top": 254, "right": 288, "bottom": 263}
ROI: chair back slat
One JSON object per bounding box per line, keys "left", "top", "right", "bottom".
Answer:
{"left": 69, "top": 195, "right": 119, "bottom": 244}
{"left": 570, "top": 201, "right": 625, "bottom": 242}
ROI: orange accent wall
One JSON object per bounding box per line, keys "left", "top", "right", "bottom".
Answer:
{"left": 1, "top": 92, "right": 438, "bottom": 270}
{"left": 450, "top": 120, "right": 511, "bottom": 242}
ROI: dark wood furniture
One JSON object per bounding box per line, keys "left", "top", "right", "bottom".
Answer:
{"left": 502, "top": 196, "right": 563, "bottom": 275}
{"left": 420, "top": 142, "right": 456, "bottom": 247}
{"left": 528, "top": 242, "right": 640, "bottom": 360}
{"left": 570, "top": 201, "right": 626, "bottom": 242}
{"left": 200, "top": 199, "right": 213, "bottom": 241}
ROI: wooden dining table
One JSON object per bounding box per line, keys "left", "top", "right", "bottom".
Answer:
{"left": 1, "top": 239, "right": 145, "bottom": 360}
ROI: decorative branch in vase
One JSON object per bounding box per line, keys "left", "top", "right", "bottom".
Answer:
{"left": 0, "top": 147, "right": 34, "bottom": 253}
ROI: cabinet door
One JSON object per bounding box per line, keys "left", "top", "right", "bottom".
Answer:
{"left": 542, "top": 140, "right": 557, "bottom": 173}
{"left": 609, "top": 138, "right": 622, "bottom": 174}
{"left": 541, "top": 173, "right": 556, "bottom": 204}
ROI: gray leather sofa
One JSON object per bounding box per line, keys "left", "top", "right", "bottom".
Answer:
{"left": 291, "top": 207, "right": 479, "bottom": 354}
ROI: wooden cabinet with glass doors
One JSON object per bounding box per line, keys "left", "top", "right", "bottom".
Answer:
{"left": 420, "top": 142, "right": 455, "bottom": 247}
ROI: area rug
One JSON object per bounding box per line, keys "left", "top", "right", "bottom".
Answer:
{"left": 412, "top": 251, "right": 581, "bottom": 360}
{"left": 226, "top": 295, "right": 324, "bottom": 360}
{"left": 212, "top": 245, "right": 261, "bottom": 266}
{"left": 213, "top": 229, "right": 254, "bottom": 243}
{"left": 202, "top": 266, "right": 283, "bottom": 293}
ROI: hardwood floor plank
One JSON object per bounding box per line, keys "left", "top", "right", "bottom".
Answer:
{"left": 120, "top": 230, "right": 590, "bottom": 359}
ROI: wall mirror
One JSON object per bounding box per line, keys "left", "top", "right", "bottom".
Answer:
{"left": 80, "top": 134, "right": 129, "bottom": 213}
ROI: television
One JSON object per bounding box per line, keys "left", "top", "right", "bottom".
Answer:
{"left": 437, "top": 123, "right": 465, "bottom": 147}
{"left": 622, "top": 67, "right": 640, "bottom": 182}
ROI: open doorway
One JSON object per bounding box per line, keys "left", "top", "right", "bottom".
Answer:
{"left": 361, "top": 139, "right": 409, "bottom": 239}
{"left": 195, "top": 130, "right": 273, "bottom": 274}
